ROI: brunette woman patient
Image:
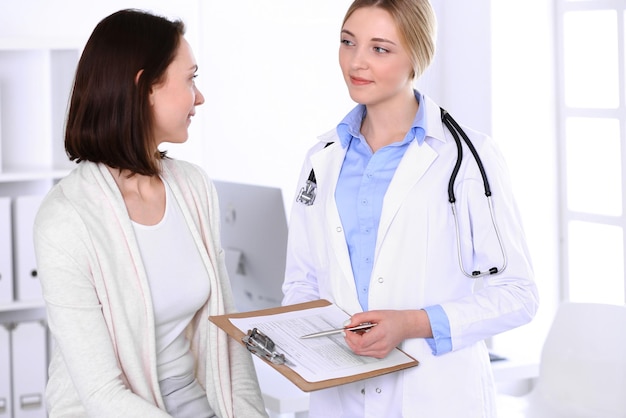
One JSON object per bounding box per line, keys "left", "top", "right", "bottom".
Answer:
{"left": 281, "top": 0, "right": 539, "bottom": 417}
{"left": 33, "top": 9, "right": 268, "bottom": 418}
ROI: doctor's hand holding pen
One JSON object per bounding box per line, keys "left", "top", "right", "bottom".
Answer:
{"left": 342, "top": 310, "right": 433, "bottom": 359}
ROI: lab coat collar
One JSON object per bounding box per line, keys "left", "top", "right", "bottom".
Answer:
{"left": 317, "top": 93, "right": 448, "bottom": 147}
{"left": 335, "top": 90, "right": 429, "bottom": 149}
{"left": 422, "top": 94, "right": 448, "bottom": 145}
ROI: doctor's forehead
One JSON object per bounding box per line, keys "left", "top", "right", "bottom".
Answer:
{"left": 341, "top": 7, "right": 402, "bottom": 43}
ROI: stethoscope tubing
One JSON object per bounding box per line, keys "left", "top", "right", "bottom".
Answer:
{"left": 442, "top": 108, "right": 507, "bottom": 278}
{"left": 450, "top": 197, "right": 508, "bottom": 278}
{"left": 441, "top": 108, "right": 492, "bottom": 202}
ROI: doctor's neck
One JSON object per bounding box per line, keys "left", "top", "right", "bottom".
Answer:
{"left": 361, "top": 93, "right": 418, "bottom": 152}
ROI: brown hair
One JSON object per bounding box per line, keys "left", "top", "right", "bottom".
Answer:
{"left": 342, "top": 0, "right": 437, "bottom": 79}
{"left": 65, "top": 9, "right": 185, "bottom": 176}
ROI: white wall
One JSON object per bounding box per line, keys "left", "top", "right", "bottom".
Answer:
{"left": 420, "top": 0, "right": 493, "bottom": 136}
{"left": 0, "top": 0, "right": 558, "bottom": 358}
{"left": 196, "top": 0, "right": 354, "bottom": 207}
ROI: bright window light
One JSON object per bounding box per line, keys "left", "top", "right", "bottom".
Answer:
{"left": 565, "top": 117, "right": 622, "bottom": 216}
{"left": 563, "top": 10, "right": 619, "bottom": 108}
{"left": 568, "top": 221, "right": 625, "bottom": 304}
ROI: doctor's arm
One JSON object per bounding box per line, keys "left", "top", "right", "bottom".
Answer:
{"left": 348, "top": 139, "right": 538, "bottom": 358}
{"left": 436, "top": 138, "right": 539, "bottom": 351}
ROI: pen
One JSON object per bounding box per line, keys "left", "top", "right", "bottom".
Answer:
{"left": 300, "top": 322, "right": 377, "bottom": 339}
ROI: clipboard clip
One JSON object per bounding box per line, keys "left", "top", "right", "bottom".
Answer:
{"left": 242, "top": 328, "right": 290, "bottom": 366}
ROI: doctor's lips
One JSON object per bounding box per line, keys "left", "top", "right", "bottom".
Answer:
{"left": 350, "top": 76, "right": 373, "bottom": 86}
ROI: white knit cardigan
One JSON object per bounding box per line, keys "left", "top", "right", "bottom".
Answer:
{"left": 33, "top": 159, "right": 268, "bottom": 418}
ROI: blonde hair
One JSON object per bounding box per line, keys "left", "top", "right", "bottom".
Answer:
{"left": 342, "top": 0, "right": 437, "bottom": 79}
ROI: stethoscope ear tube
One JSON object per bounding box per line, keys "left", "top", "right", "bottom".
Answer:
{"left": 444, "top": 109, "right": 464, "bottom": 204}
{"left": 441, "top": 108, "right": 492, "bottom": 201}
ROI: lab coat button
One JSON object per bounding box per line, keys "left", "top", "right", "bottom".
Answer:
{"left": 361, "top": 388, "right": 365, "bottom": 395}
{"left": 336, "top": 226, "right": 342, "bottom": 232}
{"left": 376, "top": 387, "right": 382, "bottom": 394}
{"left": 377, "top": 277, "right": 384, "bottom": 283}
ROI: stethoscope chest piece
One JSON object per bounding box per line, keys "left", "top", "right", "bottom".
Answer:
{"left": 296, "top": 142, "right": 334, "bottom": 206}
{"left": 297, "top": 180, "right": 317, "bottom": 206}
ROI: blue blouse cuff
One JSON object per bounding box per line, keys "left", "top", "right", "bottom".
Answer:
{"left": 423, "top": 305, "right": 452, "bottom": 356}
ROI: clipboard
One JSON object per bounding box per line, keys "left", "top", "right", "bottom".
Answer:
{"left": 209, "top": 299, "right": 419, "bottom": 392}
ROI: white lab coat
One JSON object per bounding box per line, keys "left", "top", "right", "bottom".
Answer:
{"left": 282, "top": 95, "right": 539, "bottom": 418}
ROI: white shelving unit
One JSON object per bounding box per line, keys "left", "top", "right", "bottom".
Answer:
{"left": 0, "top": 38, "right": 79, "bottom": 418}
{"left": 0, "top": 39, "right": 78, "bottom": 321}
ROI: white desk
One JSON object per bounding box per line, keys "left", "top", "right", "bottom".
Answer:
{"left": 491, "top": 357, "right": 539, "bottom": 383}
{"left": 492, "top": 355, "right": 540, "bottom": 396}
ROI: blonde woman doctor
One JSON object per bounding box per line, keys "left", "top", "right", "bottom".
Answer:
{"left": 281, "top": 0, "right": 539, "bottom": 417}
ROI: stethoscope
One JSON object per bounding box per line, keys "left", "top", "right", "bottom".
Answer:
{"left": 296, "top": 108, "right": 507, "bottom": 278}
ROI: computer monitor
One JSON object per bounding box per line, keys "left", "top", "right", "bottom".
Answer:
{"left": 212, "top": 180, "right": 288, "bottom": 312}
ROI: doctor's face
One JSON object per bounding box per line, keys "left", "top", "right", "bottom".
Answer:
{"left": 339, "top": 6, "right": 414, "bottom": 107}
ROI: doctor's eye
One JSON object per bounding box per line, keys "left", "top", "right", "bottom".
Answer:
{"left": 341, "top": 38, "right": 355, "bottom": 47}
{"left": 373, "top": 46, "right": 389, "bottom": 54}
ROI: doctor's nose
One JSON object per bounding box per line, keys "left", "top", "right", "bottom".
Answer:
{"left": 349, "top": 48, "right": 369, "bottom": 70}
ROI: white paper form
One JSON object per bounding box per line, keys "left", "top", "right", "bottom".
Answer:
{"left": 230, "top": 304, "right": 415, "bottom": 383}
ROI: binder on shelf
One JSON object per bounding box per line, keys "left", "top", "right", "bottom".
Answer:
{"left": 210, "top": 300, "right": 419, "bottom": 392}
{"left": 0, "top": 86, "right": 3, "bottom": 173}
{"left": 0, "top": 324, "right": 11, "bottom": 417}
{"left": 0, "top": 197, "right": 13, "bottom": 304}
{"left": 12, "top": 195, "right": 45, "bottom": 302}
{"left": 11, "top": 321, "right": 47, "bottom": 418}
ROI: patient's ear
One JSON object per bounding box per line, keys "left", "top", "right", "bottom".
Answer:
{"left": 135, "top": 69, "right": 144, "bottom": 85}
{"left": 136, "top": 69, "right": 155, "bottom": 105}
